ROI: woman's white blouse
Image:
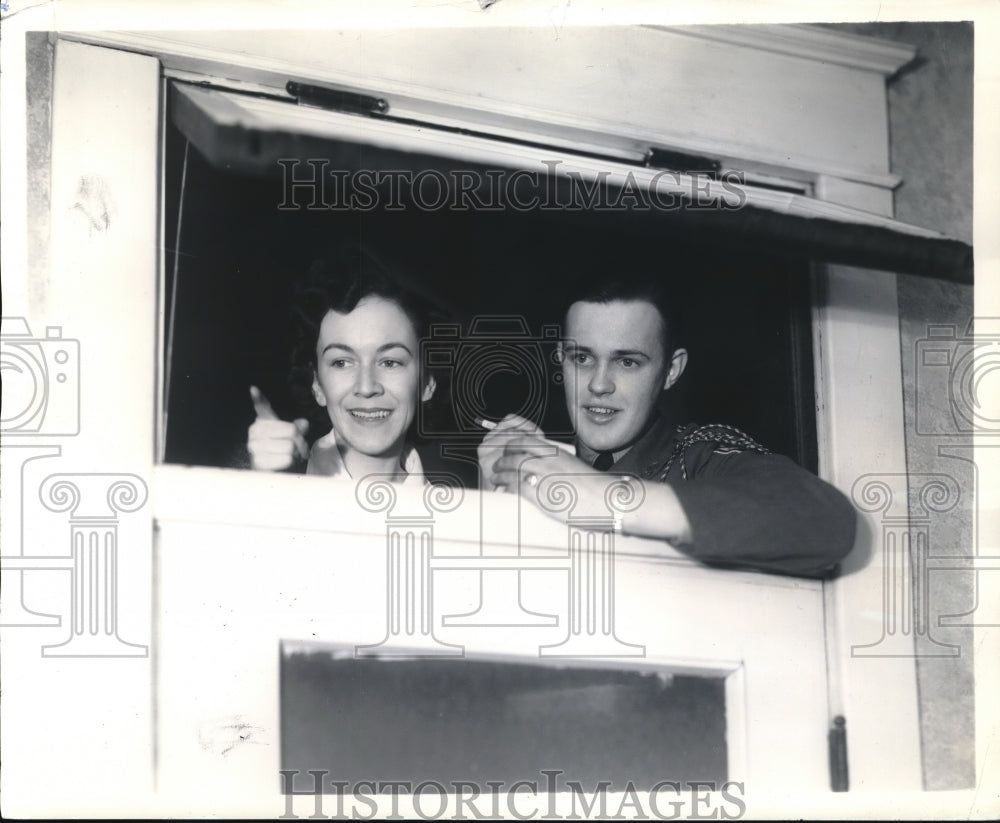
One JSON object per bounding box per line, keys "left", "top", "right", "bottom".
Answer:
{"left": 305, "top": 430, "right": 425, "bottom": 485}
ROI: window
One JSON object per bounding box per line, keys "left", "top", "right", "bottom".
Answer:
{"left": 162, "top": 83, "right": 820, "bottom": 475}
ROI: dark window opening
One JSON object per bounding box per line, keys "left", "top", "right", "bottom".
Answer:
{"left": 162, "top": 118, "right": 819, "bottom": 477}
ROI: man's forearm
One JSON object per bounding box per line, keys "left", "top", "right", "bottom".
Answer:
{"left": 619, "top": 480, "right": 694, "bottom": 545}
{"left": 668, "top": 455, "right": 857, "bottom": 577}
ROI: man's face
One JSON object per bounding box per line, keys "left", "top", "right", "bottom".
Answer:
{"left": 312, "top": 296, "right": 433, "bottom": 461}
{"left": 561, "top": 299, "right": 682, "bottom": 454}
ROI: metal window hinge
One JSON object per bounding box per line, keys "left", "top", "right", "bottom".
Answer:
{"left": 828, "top": 715, "right": 849, "bottom": 791}
{"left": 286, "top": 80, "right": 389, "bottom": 117}
{"left": 644, "top": 146, "right": 721, "bottom": 178}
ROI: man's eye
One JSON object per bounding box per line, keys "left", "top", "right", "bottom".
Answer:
{"left": 619, "top": 357, "right": 639, "bottom": 369}
{"left": 572, "top": 353, "right": 592, "bottom": 365}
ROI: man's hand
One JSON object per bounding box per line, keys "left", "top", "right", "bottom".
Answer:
{"left": 487, "top": 422, "right": 693, "bottom": 544}
{"left": 488, "top": 430, "right": 615, "bottom": 520}
{"left": 247, "top": 386, "right": 310, "bottom": 472}
{"left": 476, "top": 413, "right": 551, "bottom": 492}
{"left": 479, "top": 415, "right": 610, "bottom": 522}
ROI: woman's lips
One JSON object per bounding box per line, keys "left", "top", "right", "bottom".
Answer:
{"left": 349, "top": 408, "right": 393, "bottom": 423}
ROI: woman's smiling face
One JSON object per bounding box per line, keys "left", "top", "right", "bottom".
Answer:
{"left": 312, "top": 296, "right": 434, "bottom": 462}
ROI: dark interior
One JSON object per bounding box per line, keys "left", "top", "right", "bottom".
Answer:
{"left": 162, "top": 116, "right": 818, "bottom": 478}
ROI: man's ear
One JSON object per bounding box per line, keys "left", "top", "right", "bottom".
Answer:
{"left": 422, "top": 374, "right": 438, "bottom": 403}
{"left": 311, "top": 374, "right": 327, "bottom": 406}
{"left": 663, "top": 348, "right": 688, "bottom": 390}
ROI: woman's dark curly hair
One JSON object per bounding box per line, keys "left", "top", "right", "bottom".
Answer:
{"left": 288, "top": 245, "right": 444, "bottom": 428}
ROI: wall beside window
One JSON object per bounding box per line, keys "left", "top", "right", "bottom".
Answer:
{"left": 829, "top": 21, "right": 975, "bottom": 792}
{"left": 26, "top": 33, "right": 54, "bottom": 320}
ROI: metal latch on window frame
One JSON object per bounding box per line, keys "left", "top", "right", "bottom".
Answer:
{"left": 286, "top": 80, "right": 389, "bottom": 116}
{"left": 644, "top": 146, "right": 722, "bottom": 178}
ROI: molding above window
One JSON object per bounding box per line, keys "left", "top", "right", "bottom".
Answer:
{"left": 60, "top": 28, "right": 910, "bottom": 190}
{"left": 650, "top": 24, "right": 917, "bottom": 76}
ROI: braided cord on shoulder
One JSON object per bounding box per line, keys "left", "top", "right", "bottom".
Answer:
{"left": 659, "top": 423, "right": 771, "bottom": 481}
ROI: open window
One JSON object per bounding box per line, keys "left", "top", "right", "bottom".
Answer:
{"left": 161, "top": 77, "right": 969, "bottom": 480}
{"left": 162, "top": 81, "right": 829, "bottom": 477}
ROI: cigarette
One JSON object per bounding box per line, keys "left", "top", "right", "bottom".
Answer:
{"left": 475, "top": 416, "right": 574, "bottom": 455}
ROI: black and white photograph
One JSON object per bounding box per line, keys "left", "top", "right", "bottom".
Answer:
{"left": 0, "top": 1, "right": 997, "bottom": 819}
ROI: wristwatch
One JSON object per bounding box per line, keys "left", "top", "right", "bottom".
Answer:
{"left": 612, "top": 474, "right": 635, "bottom": 533}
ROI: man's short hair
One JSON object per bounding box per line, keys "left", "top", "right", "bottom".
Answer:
{"left": 561, "top": 262, "right": 679, "bottom": 359}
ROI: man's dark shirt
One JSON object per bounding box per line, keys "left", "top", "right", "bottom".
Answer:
{"left": 582, "top": 414, "right": 857, "bottom": 578}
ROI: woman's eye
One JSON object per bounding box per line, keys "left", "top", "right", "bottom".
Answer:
{"left": 380, "top": 359, "right": 402, "bottom": 369}
{"left": 328, "top": 359, "right": 351, "bottom": 369}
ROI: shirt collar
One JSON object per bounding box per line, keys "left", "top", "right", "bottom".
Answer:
{"left": 306, "top": 430, "right": 424, "bottom": 484}
{"left": 575, "top": 440, "right": 634, "bottom": 467}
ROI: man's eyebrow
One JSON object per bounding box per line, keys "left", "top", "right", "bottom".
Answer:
{"left": 562, "top": 343, "right": 650, "bottom": 358}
